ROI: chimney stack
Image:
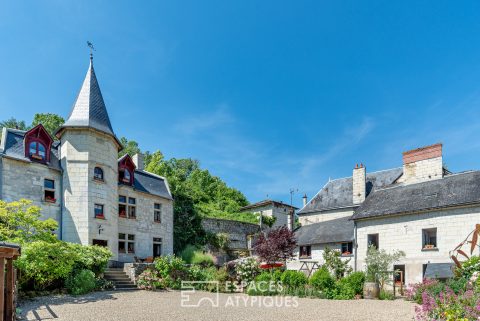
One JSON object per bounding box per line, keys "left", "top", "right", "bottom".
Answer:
{"left": 352, "top": 163, "right": 366, "bottom": 204}
{"left": 133, "top": 153, "right": 144, "bottom": 171}
{"left": 402, "top": 143, "right": 443, "bottom": 184}
{"left": 302, "top": 194, "right": 308, "bottom": 207}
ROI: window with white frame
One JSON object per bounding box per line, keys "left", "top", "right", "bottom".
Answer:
{"left": 118, "top": 233, "right": 135, "bottom": 254}
{"left": 422, "top": 228, "right": 437, "bottom": 249}
{"left": 154, "top": 203, "right": 162, "bottom": 223}
{"left": 128, "top": 197, "right": 136, "bottom": 219}
{"left": 44, "top": 179, "right": 55, "bottom": 203}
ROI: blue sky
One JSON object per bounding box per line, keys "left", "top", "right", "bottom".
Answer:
{"left": 1, "top": 1, "right": 480, "bottom": 208}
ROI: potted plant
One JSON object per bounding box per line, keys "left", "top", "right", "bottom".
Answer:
{"left": 363, "top": 245, "right": 405, "bottom": 299}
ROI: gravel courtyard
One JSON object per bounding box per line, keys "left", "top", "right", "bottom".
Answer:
{"left": 19, "top": 290, "right": 415, "bottom": 321}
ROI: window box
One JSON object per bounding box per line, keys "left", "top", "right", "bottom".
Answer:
{"left": 45, "top": 196, "right": 56, "bottom": 203}
{"left": 342, "top": 251, "right": 352, "bottom": 256}
{"left": 95, "top": 214, "right": 105, "bottom": 220}
{"left": 422, "top": 247, "right": 439, "bottom": 252}
{"left": 31, "top": 154, "right": 44, "bottom": 160}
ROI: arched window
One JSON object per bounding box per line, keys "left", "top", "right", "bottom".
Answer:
{"left": 118, "top": 154, "right": 136, "bottom": 185}
{"left": 94, "top": 167, "right": 104, "bottom": 181}
{"left": 29, "top": 141, "right": 47, "bottom": 161}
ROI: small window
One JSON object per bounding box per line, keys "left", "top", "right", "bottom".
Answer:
{"left": 93, "top": 239, "right": 108, "bottom": 247}
{"left": 29, "top": 141, "right": 47, "bottom": 161}
{"left": 154, "top": 203, "right": 162, "bottom": 223}
{"left": 368, "top": 234, "right": 379, "bottom": 249}
{"left": 44, "top": 179, "right": 55, "bottom": 203}
{"left": 119, "top": 168, "right": 132, "bottom": 184}
{"left": 128, "top": 198, "right": 136, "bottom": 219}
{"left": 299, "top": 245, "right": 311, "bottom": 259}
{"left": 94, "top": 167, "right": 104, "bottom": 181}
{"left": 119, "top": 195, "right": 127, "bottom": 203}
{"left": 341, "top": 242, "right": 353, "bottom": 256}
{"left": 94, "top": 204, "right": 105, "bottom": 219}
{"left": 118, "top": 233, "right": 135, "bottom": 254}
{"left": 422, "top": 228, "right": 437, "bottom": 249}
{"left": 128, "top": 197, "right": 136, "bottom": 205}
{"left": 118, "top": 195, "right": 127, "bottom": 217}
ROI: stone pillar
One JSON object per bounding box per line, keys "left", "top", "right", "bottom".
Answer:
{"left": 352, "top": 164, "right": 366, "bottom": 205}
{"left": 302, "top": 194, "right": 308, "bottom": 207}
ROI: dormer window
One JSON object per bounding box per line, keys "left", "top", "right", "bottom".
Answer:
{"left": 118, "top": 154, "right": 136, "bottom": 185}
{"left": 24, "top": 124, "right": 53, "bottom": 163}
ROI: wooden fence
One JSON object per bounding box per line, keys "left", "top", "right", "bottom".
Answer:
{"left": 0, "top": 243, "right": 20, "bottom": 321}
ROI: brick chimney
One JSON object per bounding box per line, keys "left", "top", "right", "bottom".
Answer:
{"left": 352, "top": 163, "right": 366, "bottom": 205}
{"left": 402, "top": 143, "right": 443, "bottom": 184}
{"left": 132, "top": 153, "right": 144, "bottom": 171}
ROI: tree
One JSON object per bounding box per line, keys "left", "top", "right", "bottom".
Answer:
{"left": 118, "top": 137, "right": 141, "bottom": 158}
{"left": 31, "top": 113, "right": 64, "bottom": 137}
{"left": 254, "top": 226, "right": 297, "bottom": 265}
{"left": 322, "top": 246, "right": 352, "bottom": 280}
{"left": 0, "top": 117, "right": 27, "bottom": 139}
{"left": 0, "top": 199, "right": 58, "bottom": 244}
{"left": 365, "top": 245, "right": 405, "bottom": 289}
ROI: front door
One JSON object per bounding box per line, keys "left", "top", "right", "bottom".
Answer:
{"left": 153, "top": 243, "right": 162, "bottom": 257}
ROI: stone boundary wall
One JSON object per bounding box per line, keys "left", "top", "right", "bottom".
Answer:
{"left": 123, "top": 263, "right": 155, "bottom": 283}
{"left": 202, "top": 218, "right": 260, "bottom": 250}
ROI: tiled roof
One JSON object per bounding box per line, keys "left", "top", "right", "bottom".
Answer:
{"left": 298, "top": 168, "right": 403, "bottom": 215}
{"left": 0, "top": 128, "right": 61, "bottom": 171}
{"left": 294, "top": 216, "right": 354, "bottom": 245}
{"left": 352, "top": 171, "right": 480, "bottom": 220}
{"left": 57, "top": 58, "right": 120, "bottom": 146}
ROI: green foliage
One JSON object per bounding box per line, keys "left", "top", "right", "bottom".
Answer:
{"left": 154, "top": 255, "right": 188, "bottom": 289}
{"left": 31, "top": 113, "right": 64, "bottom": 136}
{"left": 455, "top": 256, "right": 480, "bottom": 280}
{"left": 310, "top": 267, "right": 336, "bottom": 292}
{"left": 205, "top": 232, "right": 230, "bottom": 251}
{"left": 118, "top": 137, "right": 142, "bottom": 158}
{"left": 16, "top": 241, "right": 78, "bottom": 290}
{"left": 180, "top": 245, "right": 214, "bottom": 266}
{"left": 280, "top": 270, "right": 308, "bottom": 288}
{"left": 70, "top": 244, "right": 112, "bottom": 276}
{"left": 0, "top": 117, "right": 27, "bottom": 139}
{"left": 65, "top": 269, "right": 96, "bottom": 295}
{"left": 0, "top": 199, "right": 58, "bottom": 244}
{"left": 379, "top": 289, "right": 395, "bottom": 300}
{"left": 260, "top": 214, "right": 276, "bottom": 228}
{"left": 323, "top": 247, "right": 352, "bottom": 280}
{"left": 341, "top": 271, "right": 365, "bottom": 295}
{"left": 365, "top": 245, "right": 405, "bottom": 289}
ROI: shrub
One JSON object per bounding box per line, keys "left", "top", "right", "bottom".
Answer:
{"left": 137, "top": 269, "right": 165, "bottom": 291}
{"left": 332, "top": 279, "right": 356, "bottom": 300}
{"left": 455, "top": 256, "right": 480, "bottom": 280}
{"left": 70, "top": 243, "right": 112, "bottom": 276}
{"left": 235, "top": 257, "right": 260, "bottom": 284}
{"left": 16, "top": 241, "right": 78, "bottom": 290}
{"left": 191, "top": 252, "right": 214, "bottom": 266}
{"left": 310, "top": 267, "right": 335, "bottom": 292}
{"left": 95, "top": 278, "right": 115, "bottom": 291}
{"left": 379, "top": 289, "right": 395, "bottom": 300}
{"left": 365, "top": 245, "right": 405, "bottom": 289}
{"left": 65, "top": 269, "right": 96, "bottom": 295}
{"left": 154, "top": 255, "right": 188, "bottom": 289}
{"left": 341, "top": 272, "right": 365, "bottom": 295}
{"left": 323, "top": 247, "right": 352, "bottom": 280}
{"left": 406, "top": 279, "right": 443, "bottom": 304}
{"left": 280, "top": 270, "right": 308, "bottom": 288}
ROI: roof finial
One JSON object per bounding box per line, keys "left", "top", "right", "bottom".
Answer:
{"left": 87, "top": 41, "right": 95, "bottom": 62}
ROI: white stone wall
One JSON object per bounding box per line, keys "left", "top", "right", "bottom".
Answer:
{"left": 0, "top": 157, "right": 62, "bottom": 233}
{"left": 60, "top": 129, "right": 119, "bottom": 259}
{"left": 287, "top": 242, "right": 354, "bottom": 271}
{"left": 117, "top": 186, "right": 174, "bottom": 262}
{"left": 401, "top": 157, "right": 443, "bottom": 185}
{"left": 247, "top": 204, "right": 291, "bottom": 228}
{"left": 298, "top": 208, "right": 354, "bottom": 226}
{"left": 356, "top": 206, "right": 480, "bottom": 285}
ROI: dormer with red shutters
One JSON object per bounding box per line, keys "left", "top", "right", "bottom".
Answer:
{"left": 118, "top": 154, "right": 136, "bottom": 185}
{"left": 24, "top": 124, "right": 53, "bottom": 163}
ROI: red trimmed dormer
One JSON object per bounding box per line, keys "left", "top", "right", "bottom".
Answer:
{"left": 118, "top": 154, "right": 136, "bottom": 185}
{"left": 24, "top": 124, "right": 53, "bottom": 163}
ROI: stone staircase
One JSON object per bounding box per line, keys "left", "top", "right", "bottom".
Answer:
{"left": 104, "top": 268, "right": 137, "bottom": 290}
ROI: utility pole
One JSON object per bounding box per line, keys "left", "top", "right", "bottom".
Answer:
{"left": 289, "top": 188, "right": 298, "bottom": 230}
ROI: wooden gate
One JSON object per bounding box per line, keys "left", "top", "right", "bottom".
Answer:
{"left": 0, "top": 243, "right": 20, "bottom": 321}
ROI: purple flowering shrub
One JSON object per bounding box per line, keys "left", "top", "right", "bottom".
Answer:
{"left": 409, "top": 272, "right": 480, "bottom": 320}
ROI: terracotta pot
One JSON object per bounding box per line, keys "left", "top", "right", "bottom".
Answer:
{"left": 363, "top": 282, "right": 380, "bottom": 299}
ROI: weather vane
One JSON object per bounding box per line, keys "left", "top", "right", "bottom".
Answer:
{"left": 87, "top": 41, "right": 95, "bottom": 59}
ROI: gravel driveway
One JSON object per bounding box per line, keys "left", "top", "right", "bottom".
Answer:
{"left": 19, "top": 290, "right": 415, "bottom": 321}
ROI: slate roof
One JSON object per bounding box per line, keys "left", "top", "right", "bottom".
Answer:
{"left": 131, "top": 170, "right": 173, "bottom": 200}
{"left": 424, "top": 263, "right": 454, "bottom": 279}
{"left": 0, "top": 128, "right": 61, "bottom": 171}
{"left": 294, "top": 216, "right": 354, "bottom": 245}
{"left": 240, "top": 199, "right": 298, "bottom": 211}
{"left": 299, "top": 168, "right": 403, "bottom": 215}
{"left": 352, "top": 171, "right": 480, "bottom": 220}
{"left": 57, "top": 58, "right": 121, "bottom": 147}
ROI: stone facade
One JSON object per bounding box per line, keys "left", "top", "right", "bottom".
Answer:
{"left": 201, "top": 217, "right": 260, "bottom": 250}
{"left": 239, "top": 200, "right": 297, "bottom": 229}
{"left": 298, "top": 208, "right": 354, "bottom": 226}
{"left": 356, "top": 206, "right": 480, "bottom": 285}
{"left": 401, "top": 144, "right": 443, "bottom": 185}
{"left": 288, "top": 242, "right": 354, "bottom": 271}
{"left": 0, "top": 57, "right": 174, "bottom": 264}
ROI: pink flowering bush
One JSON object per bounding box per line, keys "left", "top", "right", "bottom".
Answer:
{"left": 137, "top": 269, "right": 166, "bottom": 291}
